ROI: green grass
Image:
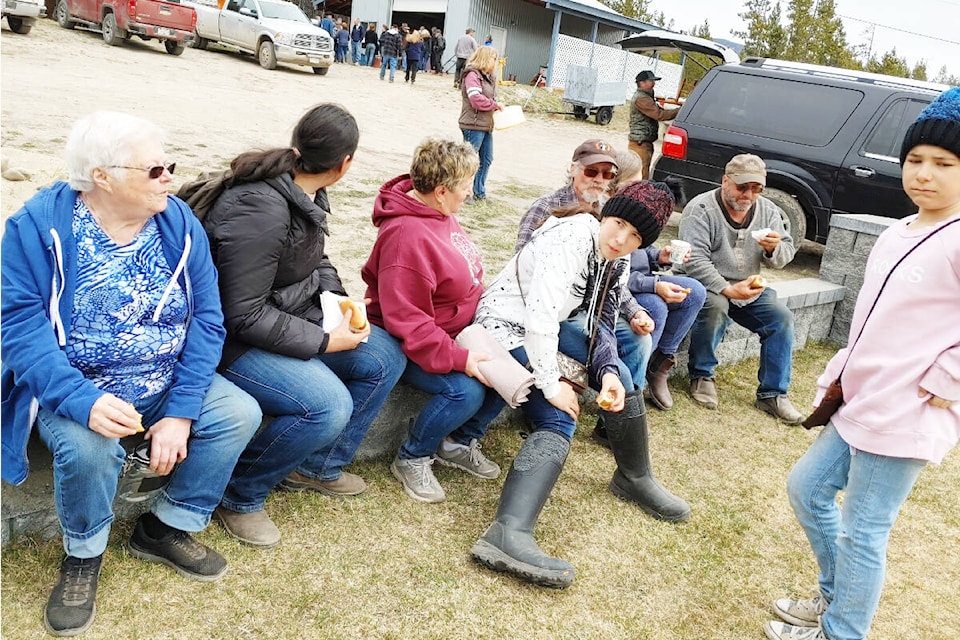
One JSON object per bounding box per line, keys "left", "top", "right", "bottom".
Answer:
{"left": 3, "top": 343, "right": 958, "bottom": 639}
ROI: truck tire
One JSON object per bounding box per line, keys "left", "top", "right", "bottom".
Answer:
{"left": 7, "top": 17, "right": 32, "bottom": 33}
{"left": 763, "top": 187, "right": 808, "bottom": 247}
{"left": 312, "top": 66, "right": 329, "bottom": 75}
{"left": 164, "top": 39, "right": 185, "bottom": 56}
{"left": 258, "top": 40, "right": 277, "bottom": 70}
{"left": 101, "top": 12, "right": 125, "bottom": 46}
{"left": 191, "top": 32, "right": 207, "bottom": 49}
{"left": 56, "top": 0, "right": 75, "bottom": 29}
{"left": 596, "top": 106, "right": 614, "bottom": 126}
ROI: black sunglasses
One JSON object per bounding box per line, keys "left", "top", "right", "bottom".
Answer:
{"left": 108, "top": 163, "right": 176, "bottom": 179}
{"left": 582, "top": 167, "right": 617, "bottom": 180}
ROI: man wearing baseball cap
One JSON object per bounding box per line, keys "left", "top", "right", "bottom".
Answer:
{"left": 677, "top": 154, "right": 804, "bottom": 424}
{"left": 628, "top": 70, "right": 680, "bottom": 180}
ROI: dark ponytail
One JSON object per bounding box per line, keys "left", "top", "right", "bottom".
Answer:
{"left": 227, "top": 103, "right": 359, "bottom": 187}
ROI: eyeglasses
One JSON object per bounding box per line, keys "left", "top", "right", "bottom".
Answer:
{"left": 582, "top": 167, "right": 617, "bottom": 180}
{"left": 734, "top": 183, "right": 764, "bottom": 194}
{"left": 107, "top": 163, "right": 176, "bottom": 179}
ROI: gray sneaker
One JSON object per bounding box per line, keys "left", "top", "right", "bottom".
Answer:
{"left": 756, "top": 395, "right": 805, "bottom": 425}
{"left": 763, "top": 620, "right": 826, "bottom": 640}
{"left": 391, "top": 456, "right": 446, "bottom": 503}
{"left": 435, "top": 439, "right": 501, "bottom": 479}
{"left": 773, "top": 594, "right": 828, "bottom": 627}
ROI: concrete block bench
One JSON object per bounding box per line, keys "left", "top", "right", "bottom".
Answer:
{"left": 1, "top": 276, "right": 845, "bottom": 547}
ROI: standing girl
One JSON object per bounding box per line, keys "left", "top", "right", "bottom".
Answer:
{"left": 458, "top": 45, "right": 501, "bottom": 201}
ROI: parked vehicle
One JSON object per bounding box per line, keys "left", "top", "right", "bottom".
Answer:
{"left": 649, "top": 57, "right": 949, "bottom": 244}
{"left": 3, "top": 0, "right": 46, "bottom": 34}
{"left": 55, "top": 0, "right": 196, "bottom": 55}
{"left": 186, "top": 0, "right": 334, "bottom": 75}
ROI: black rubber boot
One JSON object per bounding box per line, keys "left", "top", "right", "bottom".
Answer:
{"left": 470, "top": 430, "right": 576, "bottom": 588}
{"left": 591, "top": 414, "right": 610, "bottom": 449}
{"left": 603, "top": 390, "right": 691, "bottom": 522}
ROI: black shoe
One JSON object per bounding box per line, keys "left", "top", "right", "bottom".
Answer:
{"left": 44, "top": 554, "right": 102, "bottom": 637}
{"left": 127, "top": 514, "right": 227, "bottom": 582}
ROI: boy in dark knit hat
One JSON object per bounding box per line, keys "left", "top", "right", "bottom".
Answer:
{"left": 765, "top": 87, "right": 960, "bottom": 640}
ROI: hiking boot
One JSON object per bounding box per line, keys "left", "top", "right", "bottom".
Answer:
{"left": 44, "top": 554, "right": 102, "bottom": 637}
{"left": 215, "top": 507, "right": 281, "bottom": 549}
{"left": 756, "top": 395, "right": 804, "bottom": 425}
{"left": 127, "top": 514, "right": 227, "bottom": 582}
{"left": 764, "top": 620, "right": 827, "bottom": 640}
{"left": 773, "top": 594, "right": 828, "bottom": 627}
{"left": 591, "top": 415, "right": 610, "bottom": 449}
{"left": 280, "top": 470, "right": 368, "bottom": 496}
{"left": 391, "top": 456, "right": 446, "bottom": 503}
{"left": 690, "top": 377, "right": 718, "bottom": 409}
{"left": 435, "top": 439, "right": 501, "bottom": 479}
{"left": 646, "top": 351, "right": 676, "bottom": 410}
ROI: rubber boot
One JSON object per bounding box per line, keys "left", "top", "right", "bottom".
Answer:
{"left": 591, "top": 414, "right": 610, "bottom": 449}
{"left": 470, "top": 430, "right": 576, "bottom": 588}
{"left": 604, "top": 391, "right": 691, "bottom": 522}
{"left": 646, "top": 351, "right": 676, "bottom": 410}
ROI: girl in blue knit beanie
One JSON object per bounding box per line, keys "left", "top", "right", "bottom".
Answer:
{"left": 765, "top": 86, "right": 960, "bottom": 640}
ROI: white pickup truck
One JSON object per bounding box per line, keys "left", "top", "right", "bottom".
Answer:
{"left": 187, "top": 0, "right": 334, "bottom": 74}
{"left": 3, "top": 0, "right": 46, "bottom": 34}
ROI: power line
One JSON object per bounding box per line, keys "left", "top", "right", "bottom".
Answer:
{"left": 837, "top": 14, "right": 960, "bottom": 46}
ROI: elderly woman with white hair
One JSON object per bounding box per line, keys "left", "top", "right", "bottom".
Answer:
{"left": 1, "top": 111, "right": 261, "bottom": 637}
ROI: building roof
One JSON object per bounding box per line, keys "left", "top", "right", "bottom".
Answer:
{"left": 538, "top": 0, "right": 659, "bottom": 33}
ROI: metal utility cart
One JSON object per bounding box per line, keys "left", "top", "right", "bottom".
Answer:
{"left": 562, "top": 64, "right": 630, "bottom": 126}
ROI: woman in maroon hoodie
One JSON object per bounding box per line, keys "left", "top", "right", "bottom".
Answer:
{"left": 362, "top": 138, "right": 503, "bottom": 504}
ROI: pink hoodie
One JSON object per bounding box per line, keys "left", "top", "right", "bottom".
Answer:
{"left": 814, "top": 214, "right": 960, "bottom": 463}
{"left": 361, "top": 175, "right": 484, "bottom": 374}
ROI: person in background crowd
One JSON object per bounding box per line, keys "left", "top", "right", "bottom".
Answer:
{"left": 458, "top": 46, "right": 502, "bottom": 202}
{"left": 362, "top": 22, "right": 378, "bottom": 66}
{"left": 453, "top": 27, "right": 478, "bottom": 88}
{"left": 431, "top": 27, "right": 445, "bottom": 74}
{"left": 378, "top": 25, "right": 402, "bottom": 83}
{"left": 403, "top": 29, "right": 423, "bottom": 84}
{"left": 350, "top": 18, "right": 364, "bottom": 64}
{"left": 764, "top": 87, "right": 960, "bottom": 640}
{"left": 319, "top": 13, "right": 335, "bottom": 37}
{"left": 1, "top": 111, "right": 261, "bottom": 636}
{"left": 677, "top": 154, "right": 802, "bottom": 422}
{"left": 203, "top": 104, "right": 405, "bottom": 548}
{"left": 335, "top": 21, "right": 350, "bottom": 63}
{"left": 362, "top": 138, "right": 503, "bottom": 504}
{"left": 418, "top": 27, "right": 431, "bottom": 72}
{"left": 628, "top": 70, "right": 680, "bottom": 180}
{"left": 470, "top": 180, "right": 691, "bottom": 590}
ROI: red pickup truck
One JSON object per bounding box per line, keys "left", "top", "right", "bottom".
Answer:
{"left": 55, "top": 0, "right": 196, "bottom": 55}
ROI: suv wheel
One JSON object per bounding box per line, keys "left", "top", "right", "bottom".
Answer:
{"left": 56, "top": 0, "right": 75, "bottom": 29}
{"left": 764, "top": 188, "right": 807, "bottom": 247}
{"left": 258, "top": 40, "right": 277, "bottom": 70}
{"left": 101, "top": 12, "right": 126, "bottom": 46}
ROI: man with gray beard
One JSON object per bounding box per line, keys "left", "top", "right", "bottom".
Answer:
{"left": 677, "top": 154, "right": 803, "bottom": 423}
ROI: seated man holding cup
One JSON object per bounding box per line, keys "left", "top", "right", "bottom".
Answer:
{"left": 676, "top": 154, "right": 803, "bottom": 423}
{"left": 626, "top": 234, "right": 706, "bottom": 411}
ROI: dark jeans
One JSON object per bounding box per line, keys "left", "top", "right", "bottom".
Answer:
{"left": 633, "top": 275, "right": 706, "bottom": 355}
{"left": 687, "top": 288, "right": 795, "bottom": 398}
{"left": 405, "top": 61, "right": 419, "bottom": 83}
{"left": 454, "top": 57, "right": 467, "bottom": 85}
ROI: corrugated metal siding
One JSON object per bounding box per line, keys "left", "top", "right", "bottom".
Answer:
{"left": 351, "top": 0, "right": 391, "bottom": 33}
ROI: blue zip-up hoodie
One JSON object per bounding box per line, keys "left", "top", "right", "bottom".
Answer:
{"left": 1, "top": 182, "right": 226, "bottom": 485}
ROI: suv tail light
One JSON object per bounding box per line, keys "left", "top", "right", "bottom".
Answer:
{"left": 127, "top": 0, "right": 136, "bottom": 17}
{"left": 661, "top": 125, "right": 688, "bottom": 160}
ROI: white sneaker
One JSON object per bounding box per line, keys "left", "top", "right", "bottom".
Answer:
{"left": 435, "top": 439, "right": 501, "bottom": 479}
{"left": 773, "top": 594, "right": 828, "bottom": 626}
{"left": 391, "top": 456, "right": 446, "bottom": 503}
{"left": 764, "top": 621, "right": 827, "bottom": 640}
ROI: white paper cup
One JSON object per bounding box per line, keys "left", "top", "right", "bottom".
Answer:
{"left": 669, "top": 239, "right": 691, "bottom": 263}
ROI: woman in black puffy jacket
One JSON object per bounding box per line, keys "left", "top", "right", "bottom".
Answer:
{"left": 203, "top": 103, "right": 405, "bottom": 548}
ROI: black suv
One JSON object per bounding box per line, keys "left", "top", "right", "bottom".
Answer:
{"left": 651, "top": 57, "right": 950, "bottom": 244}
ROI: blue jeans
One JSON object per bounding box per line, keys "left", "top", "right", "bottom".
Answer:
{"left": 221, "top": 326, "right": 404, "bottom": 511}
{"left": 379, "top": 55, "right": 398, "bottom": 80}
{"left": 351, "top": 40, "right": 361, "bottom": 63}
{"left": 509, "top": 346, "right": 578, "bottom": 440}
{"left": 461, "top": 129, "right": 493, "bottom": 200}
{"left": 787, "top": 423, "right": 926, "bottom": 640}
{"left": 634, "top": 275, "right": 706, "bottom": 355}
{"left": 398, "top": 361, "right": 504, "bottom": 459}
{"left": 36, "top": 375, "right": 261, "bottom": 558}
{"left": 558, "top": 312, "right": 651, "bottom": 392}
{"left": 687, "top": 288, "right": 795, "bottom": 397}
{"left": 364, "top": 43, "right": 376, "bottom": 66}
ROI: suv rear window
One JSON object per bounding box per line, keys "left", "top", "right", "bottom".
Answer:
{"left": 687, "top": 73, "right": 864, "bottom": 146}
